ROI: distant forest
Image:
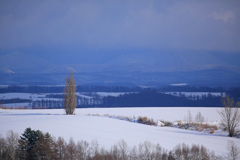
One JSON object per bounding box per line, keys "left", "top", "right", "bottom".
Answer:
{"left": 101, "top": 91, "right": 222, "bottom": 107}
{"left": 0, "top": 85, "right": 230, "bottom": 93}
{"left": 0, "top": 85, "right": 239, "bottom": 108}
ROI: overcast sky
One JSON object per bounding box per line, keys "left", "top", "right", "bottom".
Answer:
{"left": 0, "top": 0, "right": 239, "bottom": 66}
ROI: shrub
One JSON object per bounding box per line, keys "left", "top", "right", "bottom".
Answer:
{"left": 210, "top": 128, "right": 215, "bottom": 134}
{"left": 161, "top": 121, "right": 174, "bottom": 127}
{"left": 219, "top": 122, "right": 228, "bottom": 131}
{"left": 137, "top": 116, "right": 156, "bottom": 126}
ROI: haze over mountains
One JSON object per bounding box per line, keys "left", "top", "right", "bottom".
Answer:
{"left": 2, "top": 50, "right": 240, "bottom": 73}
{"left": 0, "top": 50, "right": 239, "bottom": 86}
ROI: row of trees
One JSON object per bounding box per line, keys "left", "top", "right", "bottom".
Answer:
{"left": 1, "top": 128, "right": 230, "bottom": 160}
{"left": 0, "top": 92, "right": 224, "bottom": 108}
{"left": 0, "top": 85, "right": 230, "bottom": 94}
{"left": 0, "top": 84, "right": 142, "bottom": 93}
{"left": 31, "top": 98, "right": 102, "bottom": 109}
{"left": 101, "top": 91, "right": 222, "bottom": 107}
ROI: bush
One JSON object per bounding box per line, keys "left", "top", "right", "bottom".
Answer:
{"left": 178, "top": 121, "right": 218, "bottom": 134}
{"left": 160, "top": 121, "right": 174, "bottom": 127}
{"left": 219, "top": 122, "right": 228, "bottom": 131}
{"left": 137, "top": 116, "right": 157, "bottom": 126}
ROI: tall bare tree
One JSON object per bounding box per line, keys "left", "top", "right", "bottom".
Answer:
{"left": 219, "top": 96, "right": 240, "bottom": 137}
{"left": 226, "top": 141, "right": 240, "bottom": 160}
{"left": 195, "top": 112, "right": 205, "bottom": 125}
{"left": 64, "top": 70, "right": 77, "bottom": 115}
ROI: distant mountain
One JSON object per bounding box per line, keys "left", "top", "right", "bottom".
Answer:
{"left": 0, "top": 51, "right": 239, "bottom": 86}
{"left": 0, "top": 51, "right": 56, "bottom": 73}
{"left": 0, "top": 69, "right": 239, "bottom": 87}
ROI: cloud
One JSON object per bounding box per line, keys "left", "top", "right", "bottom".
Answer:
{"left": 0, "top": 0, "right": 240, "bottom": 52}
{"left": 211, "top": 11, "right": 234, "bottom": 23}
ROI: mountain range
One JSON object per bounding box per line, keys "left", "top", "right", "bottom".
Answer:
{"left": 0, "top": 51, "right": 239, "bottom": 87}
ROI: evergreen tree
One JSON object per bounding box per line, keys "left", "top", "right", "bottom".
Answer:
{"left": 18, "top": 128, "right": 42, "bottom": 159}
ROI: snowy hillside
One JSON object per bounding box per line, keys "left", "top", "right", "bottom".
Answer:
{"left": 0, "top": 107, "right": 239, "bottom": 157}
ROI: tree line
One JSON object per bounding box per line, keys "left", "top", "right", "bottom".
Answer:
{"left": 0, "top": 91, "right": 225, "bottom": 108}
{"left": 31, "top": 91, "right": 224, "bottom": 108}
{"left": 0, "top": 85, "right": 142, "bottom": 93}
{"left": 0, "top": 85, "right": 233, "bottom": 93}
{"left": 0, "top": 128, "right": 228, "bottom": 160}
{"left": 101, "top": 91, "right": 223, "bottom": 107}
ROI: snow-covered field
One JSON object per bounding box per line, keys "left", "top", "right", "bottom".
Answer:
{"left": 0, "top": 107, "right": 239, "bottom": 156}
{"left": 164, "top": 92, "right": 225, "bottom": 98}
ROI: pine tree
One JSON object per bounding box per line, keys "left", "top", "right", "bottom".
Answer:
{"left": 18, "top": 128, "right": 42, "bottom": 159}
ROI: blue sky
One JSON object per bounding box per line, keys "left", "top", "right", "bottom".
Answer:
{"left": 0, "top": 1, "right": 240, "bottom": 70}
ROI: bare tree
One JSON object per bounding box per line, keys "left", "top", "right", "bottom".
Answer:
{"left": 219, "top": 96, "right": 240, "bottom": 137}
{"left": 184, "top": 110, "right": 193, "bottom": 126}
{"left": 63, "top": 70, "right": 77, "bottom": 115}
{"left": 65, "top": 138, "right": 77, "bottom": 160}
{"left": 226, "top": 141, "right": 240, "bottom": 160}
{"left": 195, "top": 112, "right": 205, "bottom": 125}
{"left": 56, "top": 137, "right": 66, "bottom": 160}
{"left": 6, "top": 130, "right": 19, "bottom": 159}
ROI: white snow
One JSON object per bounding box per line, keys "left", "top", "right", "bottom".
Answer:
{"left": 96, "top": 92, "right": 127, "bottom": 97}
{"left": 163, "top": 92, "right": 225, "bottom": 97}
{"left": 170, "top": 83, "right": 188, "bottom": 86}
{"left": 0, "top": 93, "right": 58, "bottom": 101}
{"left": 0, "top": 107, "right": 239, "bottom": 157}
{"left": 0, "top": 93, "right": 33, "bottom": 99}
{"left": 77, "top": 107, "right": 222, "bottom": 122}
{"left": 1, "top": 103, "right": 30, "bottom": 108}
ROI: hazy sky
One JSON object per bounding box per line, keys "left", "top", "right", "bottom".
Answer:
{"left": 0, "top": 0, "right": 240, "bottom": 66}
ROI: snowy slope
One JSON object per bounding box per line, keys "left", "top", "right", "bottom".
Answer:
{"left": 77, "top": 107, "right": 221, "bottom": 122}
{"left": 0, "top": 108, "right": 239, "bottom": 156}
